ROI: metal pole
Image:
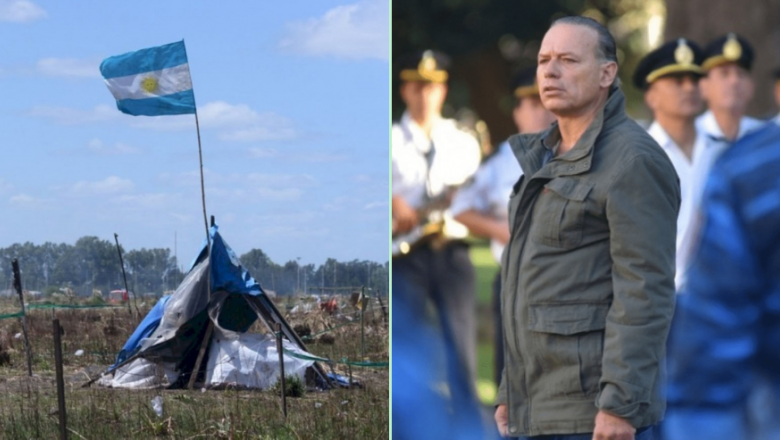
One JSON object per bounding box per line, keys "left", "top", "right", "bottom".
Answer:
{"left": 113, "top": 233, "right": 134, "bottom": 317}
{"left": 276, "top": 323, "right": 287, "bottom": 419}
{"left": 11, "top": 259, "right": 33, "bottom": 377}
{"left": 53, "top": 319, "right": 67, "bottom": 440}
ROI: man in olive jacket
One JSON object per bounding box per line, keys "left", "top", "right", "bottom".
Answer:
{"left": 494, "top": 17, "right": 680, "bottom": 440}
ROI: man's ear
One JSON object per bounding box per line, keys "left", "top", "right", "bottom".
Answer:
{"left": 600, "top": 61, "right": 618, "bottom": 89}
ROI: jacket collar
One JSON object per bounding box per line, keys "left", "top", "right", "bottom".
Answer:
{"left": 510, "top": 81, "right": 628, "bottom": 178}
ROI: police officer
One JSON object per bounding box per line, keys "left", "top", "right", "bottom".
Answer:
{"left": 633, "top": 38, "right": 712, "bottom": 291}
{"left": 450, "top": 66, "right": 555, "bottom": 387}
{"left": 696, "top": 33, "right": 764, "bottom": 142}
{"left": 391, "top": 50, "right": 481, "bottom": 381}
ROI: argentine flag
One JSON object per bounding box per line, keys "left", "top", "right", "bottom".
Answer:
{"left": 100, "top": 41, "right": 196, "bottom": 116}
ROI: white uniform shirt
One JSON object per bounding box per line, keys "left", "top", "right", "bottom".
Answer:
{"left": 392, "top": 111, "right": 481, "bottom": 209}
{"left": 695, "top": 110, "right": 765, "bottom": 143}
{"left": 450, "top": 141, "right": 523, "bottom": 263}
{"left": 648, "top": 122, "right": 717, "bottom": 291}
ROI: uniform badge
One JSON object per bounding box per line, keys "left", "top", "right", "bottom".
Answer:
{"left": 675, "top": 39, "right": 694, "bottom": 66}
{"left": 723, "top": 33, "right": 742, "bottom": 61}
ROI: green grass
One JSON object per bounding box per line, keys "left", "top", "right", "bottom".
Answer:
{"left": 468, "top": 239, "right": 500, "bottom": 404}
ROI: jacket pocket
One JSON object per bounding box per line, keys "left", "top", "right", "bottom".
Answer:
{"left": 527, "top": 302, "right": 609, "bottom": 398}
{"left": 531, "top": 178, "right": 593, "bottom": 249}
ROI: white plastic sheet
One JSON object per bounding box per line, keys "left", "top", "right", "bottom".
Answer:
{"left": 98, "top": 358, "right": 179, "bottom": 389}
{"left": 205, "top": 328, "right": 314, "bottom": 390}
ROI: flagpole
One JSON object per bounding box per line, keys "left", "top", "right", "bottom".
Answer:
{"left": 184, "top": 39, "right": 211, "bottom": 297}
{"left": 194, "top": 109, "right": 211, "bottom": 263}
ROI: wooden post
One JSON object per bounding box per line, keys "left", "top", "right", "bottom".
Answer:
{"left": 53, "top": 319, "right": 67, "bottom": 440}
{"left": 186, "top": 320, "right": 213, "bottom": 390}
{"left": 113, "top": 233, "right": 135, "bottom": 318}
{"left": 375, "top": 290, "right": 388, "bottom": 324}
{"left": 348, "top": 362, "right": 353, "bottom": 389}
{"left": 276, "top": 323, "right": 287, "bottom": 419}
{"left": 11, "top": 259, "right": 33, "bottom": 377}
{"left": 360, "top": 286, "right": 365, "bottom": 359}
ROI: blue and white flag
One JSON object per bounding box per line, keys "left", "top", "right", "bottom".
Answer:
{"left": 100, "top": 41, "right": 196, "bottom": 116}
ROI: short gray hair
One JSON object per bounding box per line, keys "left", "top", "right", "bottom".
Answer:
{"left": 552, "top": 16, "right": 617, "bottom": 65}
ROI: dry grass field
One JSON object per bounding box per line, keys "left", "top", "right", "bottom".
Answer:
{"left": 0, "top": 296, "right": 389, "bottom": 439}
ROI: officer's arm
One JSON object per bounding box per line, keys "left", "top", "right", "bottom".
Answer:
{"left": 600, "top": 152, "right": 680, "bottom": 427}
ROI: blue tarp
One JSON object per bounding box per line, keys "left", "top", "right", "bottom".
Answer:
{"left": 190, "top": 224, "right": 264, "bottom": 297}
{"left": 111, "top": 224, "right": 265, "bottom": 369}
{"left": 110, "top": 295, "right": 170, "bottom": 369}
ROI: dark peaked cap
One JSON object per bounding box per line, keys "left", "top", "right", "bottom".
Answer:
{"left": 396, "top": 50, "right": 451, "bottom": 83}
{"left": 633, "top": 38, "right": 704, "bottom": 91}
{"left": 702, "top": 33, "right": 754, "bottom": 71}
{"left": 511, "top": 66, "right": 539, "bottom": 99}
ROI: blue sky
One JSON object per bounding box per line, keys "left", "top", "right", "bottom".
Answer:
{"left": 0, "top": 0, "right": 389, "bottom": 267}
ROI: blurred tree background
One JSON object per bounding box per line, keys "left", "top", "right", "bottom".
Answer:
{"left": 393, "top": 0, "right": 780, "bottom": 147}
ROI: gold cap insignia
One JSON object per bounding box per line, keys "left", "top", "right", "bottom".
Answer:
{"left": 723, "top": 33, "right": 742, "bottom": 61}
{"left": 675, "top": 39, "right": 694, "bottom": 66}
{"left": 419, "top": 51, "right": 437, "bottom": 73}
{"left": 400, "top": 50, "right": 448, "bottom": 82}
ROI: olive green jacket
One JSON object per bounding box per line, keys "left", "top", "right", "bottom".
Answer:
{"left": 496, "top": 85, "right": 680, "bottom": 436}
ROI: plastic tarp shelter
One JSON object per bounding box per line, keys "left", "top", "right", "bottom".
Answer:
{"left": 99, "top": 224, "right": 320, "bottom": 390}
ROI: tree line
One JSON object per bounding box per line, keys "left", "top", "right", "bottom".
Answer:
{"left": 0, "top": 237, "right": 388, "bottom": 298}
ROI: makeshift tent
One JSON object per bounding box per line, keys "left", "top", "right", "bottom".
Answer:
{"left": 97, "top": 223, "right": 330, "bottom": 389}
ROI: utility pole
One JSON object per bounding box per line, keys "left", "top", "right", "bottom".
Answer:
{"left": 296, "top": 257, "right": 301, "bottom": 294}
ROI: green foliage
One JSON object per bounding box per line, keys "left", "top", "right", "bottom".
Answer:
{"left": 270, "top": 374, "right": 305, "bottom": 398}
{"left": 0, "top": 238, "right": 388, "bottom": 299}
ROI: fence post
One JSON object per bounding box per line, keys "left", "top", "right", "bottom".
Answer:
{"left": 53, "top": 319, "right": 67, "bottom": 440}
{"left": 276, "top": 322, "right": 287, "bottom": 419}
{"left": 360, "top": 286, "right": 365, "bottom": 359}
{"left": 11, "top": 259, "right": 33, "bottom": 377}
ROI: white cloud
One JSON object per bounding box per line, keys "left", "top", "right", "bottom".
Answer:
{"left": 9, "top": 193, "right": 36, "bottom": 204}
{"left": 200, "top": 102, "right": 296, "bottom": 141}
{"left": 71, "top": 176, "right": 134, "bottom": 195}
{"left": 111, "top": 193, "right": 175, "bottom": 208}
{"left": 87, "top": 138, "right": 141, "bottom": 155}
{"left": 29, "top": 101, "right": 297, "bottom": 142}
{"left": 245, "top": 173, "right": 316, "bottom": 187}
{"left": 0, "top": 0, "right": 46, "bottom": 22}
{"left": 247, "top": 147, "right": 348, "bottom": 163}
{"left": 279, "top": 0, "right": 388, "bottom": 61}
{"left": 27, "top": 104, "right": 118, "bottom": 125}
{"left": 248, "top": 147, "right": 279, "bottom": 158}
{"left": 158, "top": 171, "right": 314, "bottom": 203}
{"left": 256, "top": 187, "right": 303, "bottom": 201}
{"left": 37, "top": 57, "right": 100, "bottom": 78}
{"left": 363, "top": 201, "right": 387, "bottom": 210}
